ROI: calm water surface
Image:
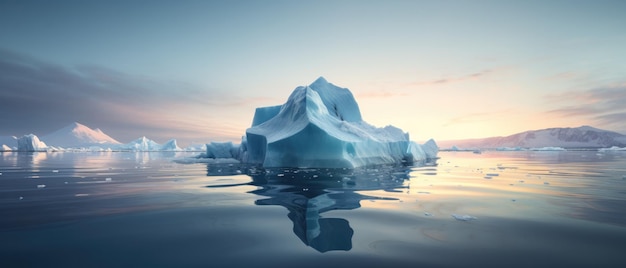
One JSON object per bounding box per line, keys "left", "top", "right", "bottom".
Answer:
{"left": 1, "top": 151, "right": 626, "bottom": 267}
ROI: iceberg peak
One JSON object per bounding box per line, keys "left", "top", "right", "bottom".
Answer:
{"left": 311, "top": 76, "right": 329, "bottom": 85}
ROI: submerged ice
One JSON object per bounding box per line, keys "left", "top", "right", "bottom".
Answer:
{"left": 205, "top": 77, "right": 438, "bottom": 168}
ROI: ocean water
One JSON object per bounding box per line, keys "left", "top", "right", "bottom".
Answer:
{"left": 1, "top": 150, "right": 626, "bottom": 267}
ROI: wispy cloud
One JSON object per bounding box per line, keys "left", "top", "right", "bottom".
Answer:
{"left": 0, "top": 48, "right": 255, "bottom": 143}
{"left": 545, "top": 84, "right": 626, "bottom": 133}
{"left": 408, "top": 69, "right": 494, "bottom": 87}
{"left": 442, "top": 110, "right": 512, "bottom": 127}
{"left": 355, "top": 90, "right": 409, "bottom": 99}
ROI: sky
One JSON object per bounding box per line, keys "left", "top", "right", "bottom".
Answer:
{"left": 1, "top": 0, "right": 625, "bottom": 146}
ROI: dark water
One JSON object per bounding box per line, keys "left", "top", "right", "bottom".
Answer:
{"left": 1, "top": 151, "right": 626, "bottom": 267}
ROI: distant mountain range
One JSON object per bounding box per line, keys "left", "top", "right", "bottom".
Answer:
{"left": 3, "top": 123, "right": 625, "bottom": 152}
{"left": 1, "top": 122, "right": 188, "bottom": 152}
{"left": 438, "top": 126, "right": 626, "bottom": 150}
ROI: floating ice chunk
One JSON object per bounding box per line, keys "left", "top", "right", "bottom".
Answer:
{"left": 19, "top": 196, "right": 23, "bottom": 200}
{"left": 452, "top": 214, "right": 477, "bottom": 221}
{"left": 485, "top": 173, "right": 499, "bottom": 177}
{"left": 424, "top": 212, "right": 432, "bottom": 216}
{"left": 52, "top": 170, "right": 59, "bottom": 173}
{"left": 105, "top": 178, "right": 112, "bottom": 182}
{"left": 484, "top": 176, "right": 492, "bottom": 179}
{"left": 36, "top": 184, "right": 46, "bottom": 188}
{"left": 544, "top": 182, "right": 550, "bottom": 185}
{"left": 75, "top": 194, "right": 89, "bottom": 197}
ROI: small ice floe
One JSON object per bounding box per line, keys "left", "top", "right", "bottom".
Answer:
{"left": 622, "top": 175, "right": 626, "bottom": 180}
{"left": 52, "top": 170, "right": 59, "bottom": 173}
{"left": 105, "top": 178, "right": 112, "bottom": 182}
{"left": 75, "top": 194, "right": 89, "bottom": 197}
{"left": 277, "top": 173, "right": 285, "bottom": 177}
{"left": 424, "top": 212, "right": 433, "bottom": 217}
{"left": 19, "top": 196, "right": 23, "bottom": 200}
{"left": 485, "top": 173, "right": 499, "bottom": 177}
{"left": 0, "top": 172, "right": 3, "bottom": 176}
{"left": 544, "top": 182, "right": 550, "bottom": 185}
{"left": 452, "top": 214, "right": 477, "bottom": 221}
{"left": 36, "top": 184, "right": 46, "bottom": 189}
{"left": 484, "top": 176, "right": 492, "bottom": 179}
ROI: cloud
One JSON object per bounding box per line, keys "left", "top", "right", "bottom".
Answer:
{"left": 355, "top": 90, "right": 409, "bottom": 99}
{"left": 442, "top": 110, "right": 511, "bottom": 127}
{"left": 0, "top": 48, "right": 255, "bottom": 144}
{"left": 545, "top": 84, "right": 626, "bottom": 133}
{"left": 408, "top": 69, "right": 494, "bottom": 87}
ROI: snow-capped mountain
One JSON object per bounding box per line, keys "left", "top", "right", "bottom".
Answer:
{"left": 439, "top": 126, "right": 626, "bottom": 149}
{"left": 42, "top": 122, "right": 121, "bottom": 148}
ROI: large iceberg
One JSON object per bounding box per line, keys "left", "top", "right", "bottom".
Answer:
{"left": 206, "top": 77, "right": 437, "bottom": 168}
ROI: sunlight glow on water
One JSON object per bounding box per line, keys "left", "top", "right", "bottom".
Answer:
{"left": 1, "top": 151, "right": 626, "bottom": 267}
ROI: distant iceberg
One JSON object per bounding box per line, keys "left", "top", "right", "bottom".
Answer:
{"left": 202, "top": 77, "right": 438, "bottom": 168}
{"left": 598, "top": 146, "right": 626, "bottom": 152}
{"left": 17, "top": 134, "right": 48, "bottom": 152}
{"left": 116, "top": 136, "right": 182, "bottom": 152}
{"left": 529, "top": 147, "right": 566, "bottom": 151}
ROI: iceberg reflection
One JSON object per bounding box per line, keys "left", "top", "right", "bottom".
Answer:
{"left": 206, "top": 163, "right": 430, "bottom": 252}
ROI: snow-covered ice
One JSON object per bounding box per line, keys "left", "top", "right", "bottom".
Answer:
{"left": 211, "top": 77, "right": 438, "bottom": 168}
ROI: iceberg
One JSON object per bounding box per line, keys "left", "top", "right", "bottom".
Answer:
{"left": 215, "top": 77, "right": 437, "bottom": 168}
{"left": 118, "top": 136, "right": 182, "bottom": 151}
{"left": 1, "top": 144, "right": 12, "bottom": 151}
{"left": 160, "top": 139, "right": 182, "bottom": 151}
{"left": 17, "top": 134, "right": 48, "bottom": 152}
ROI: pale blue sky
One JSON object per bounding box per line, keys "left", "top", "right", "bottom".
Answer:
{"left": 1, "top": 0, "right": 625, "bottom": 145}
